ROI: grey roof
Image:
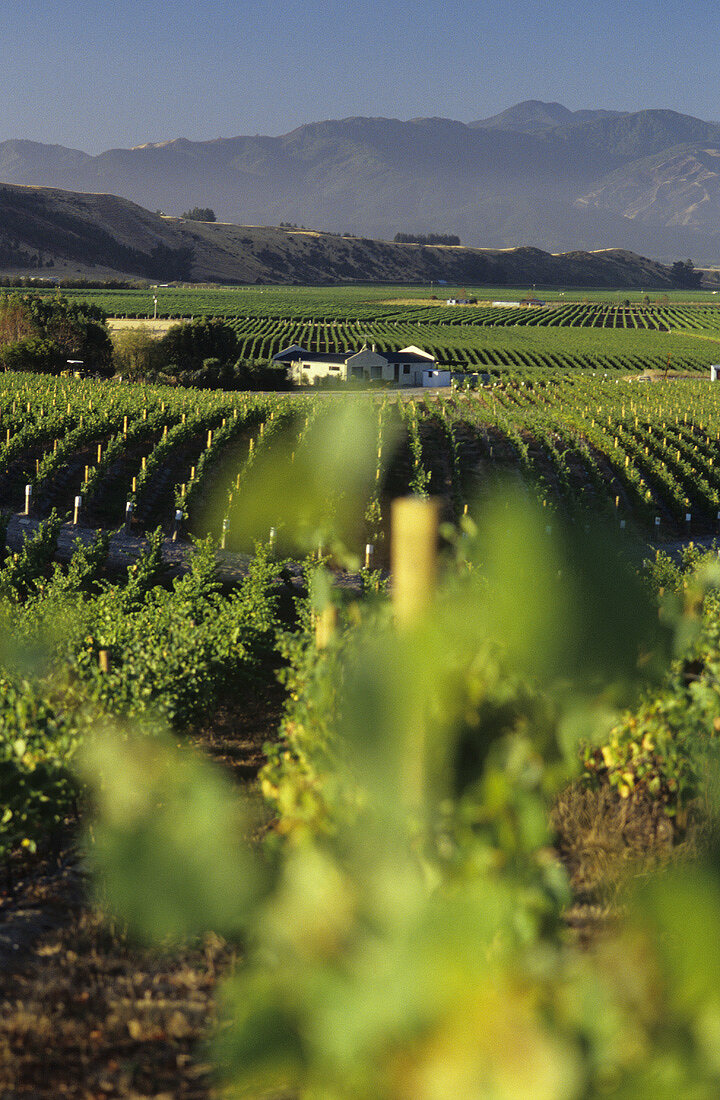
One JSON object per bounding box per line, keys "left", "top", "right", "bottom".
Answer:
{"left": 382, "top": 351, "right": 435, "bottom": 364}
{"left": 272, "top": 345, "right": 309, "bottom": 362}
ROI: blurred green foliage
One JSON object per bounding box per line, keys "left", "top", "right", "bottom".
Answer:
{"left": 80, "top": 459, "right": 720, "bottom": 1098}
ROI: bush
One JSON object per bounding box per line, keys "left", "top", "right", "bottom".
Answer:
{"left": 111, "top": 327, "right": 162, "bottom": 379}
{"left": 157, "top": 317, "right": 238, "bottom": 375}
{"left": 0, "top": 336, "right": 64, "bottom": 374}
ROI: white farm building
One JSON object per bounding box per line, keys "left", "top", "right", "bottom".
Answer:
{"left": 272, "top": 344, "right": 439, "bottom": 387}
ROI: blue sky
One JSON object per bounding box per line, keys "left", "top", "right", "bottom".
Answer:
{"left": 1, "top": 0, "right": 718, "bottom": 151}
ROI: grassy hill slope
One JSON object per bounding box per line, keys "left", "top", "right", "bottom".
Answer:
{"left": 0, "top": 182, "right": 679, "bottom": 288}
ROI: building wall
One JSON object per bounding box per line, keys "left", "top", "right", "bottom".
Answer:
{"left": 346, "top": 348, "right": 392, "bottom": 381}
{"left": 422, "top": 370, "right": 452, "bottom": 387}
{"left": 395, "top": 363, "right": 428, "bottom": 386}
{"left": 290, "top": 348, "right": 436, "bottom": 387}
{"left": 290, "top": 358, "right": 348, "bottom": 384}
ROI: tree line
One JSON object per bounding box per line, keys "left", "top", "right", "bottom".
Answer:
{"left": 114, "top": 317, "right": 287, "bottom": 389}
{"left": 0, "top": 293, "right": 114, "bottom": 376}
{"left": 181, "top": 207, "right": 216, "bottom": 222}
{"left": 393, "top": 232, "right": 461, "bottom": 246}
{"left": 0, "top": 294, "right": 286, "bottom": 390}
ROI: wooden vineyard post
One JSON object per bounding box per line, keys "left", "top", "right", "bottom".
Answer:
{"left": 391, "top": 496, "right": 440, "bottom": 809}
{"left": 391, "top": 496, "right": 440, "bottom": 630}
{"left": 98, "top": 649, "right": 110, "bottom": 674}
{"left": 315, "top": 604, "right": 337, "bottom": 650}
{"left": 173, "top": 509, "right": 183, "bottom": 542}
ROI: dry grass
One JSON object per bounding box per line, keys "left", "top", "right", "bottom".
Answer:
{"left": 552, "top": 782, "right": 705, "bottom": 944}
{"left": 107, "top": 317, "right": 176, "bottom": 335}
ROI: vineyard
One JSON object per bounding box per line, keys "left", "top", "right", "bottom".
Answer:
{"left": 19, "top": 283, "right": 720, "bottom": 316}
{"left": 3, "top": 285, "right": 720, "bottom": 1094}
{"left": 15, "top": 284, "right": 720, "bottom": 377}
{"left": 6, "top": 358, "right": 720, "bottom": 1094}
{"left": 2, "top": 371, "right": 720, "bottom": 548}
{"left": 4, "top": 472, "right": 720, "bottom": 1096}
{"left": 222, "top": 314, "right": 716, "bottom": 374}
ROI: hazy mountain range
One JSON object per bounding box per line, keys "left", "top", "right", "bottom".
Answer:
{"left": 3, "top": 100, "right": 720, "bottom": 265}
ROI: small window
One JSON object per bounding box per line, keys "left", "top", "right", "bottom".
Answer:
{"left": 403, "top": 365, "right": 410, "bottom": 374}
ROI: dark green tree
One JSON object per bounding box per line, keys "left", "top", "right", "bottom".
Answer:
{"left": 181, "top": 207, "right": 216, "bottom": 222}
{"left": 0, "top": 292, "right": 113, "bottom": 375}
{"left": 157, "top": 317, "right": 238, "bottom": 376}
{"left": 670, "top": 259, "right": 702, "bottom": 288}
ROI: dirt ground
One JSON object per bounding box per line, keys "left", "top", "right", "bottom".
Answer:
{"left": 0, "top": 683, "right": 285, "bottom": 1099}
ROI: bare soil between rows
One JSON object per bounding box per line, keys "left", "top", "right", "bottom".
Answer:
{"left": 0, "top": 682, "right": 285, "bottom": 1099}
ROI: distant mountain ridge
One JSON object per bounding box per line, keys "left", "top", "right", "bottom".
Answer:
{"left": 4, "top": 103, "right": 720, "bottom": 262}
{"left": 469, "top": 101, "right": 630, "bottom": 133}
